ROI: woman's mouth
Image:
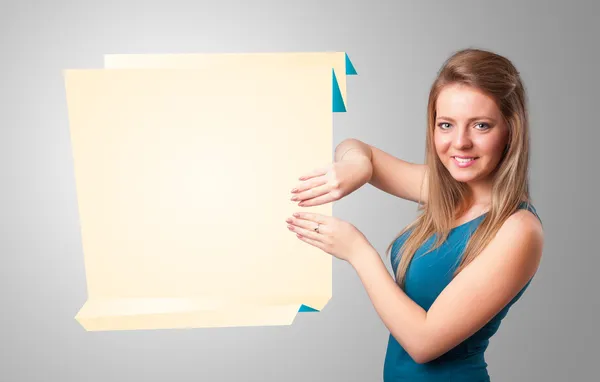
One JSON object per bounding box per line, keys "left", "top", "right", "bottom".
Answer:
{"left": 452, "top": 156, "right": 478, "bottom": 168}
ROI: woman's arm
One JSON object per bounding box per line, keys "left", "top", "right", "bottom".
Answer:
{"left": 335, "top": 139, "right": 428, "bottom": 204}
{"left": 349, "top": 209, "right": 543, "bottom": 364}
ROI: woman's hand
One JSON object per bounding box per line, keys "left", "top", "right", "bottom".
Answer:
{"left": 285, "top": 211, "right": 373, "bottom": 264}
{"left": 290, "top": 157, "right": 373, "bottom": 207}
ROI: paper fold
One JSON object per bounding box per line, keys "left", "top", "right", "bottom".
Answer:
{"left": 104, "top": 52, "right": 357, "bottom": 112}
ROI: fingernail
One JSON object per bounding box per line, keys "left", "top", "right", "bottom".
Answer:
{"left": 291, "top": 197, "right": 298, "bottom": 201}
{"left": 291, "top": 188, "right": 298, "bottom": 193}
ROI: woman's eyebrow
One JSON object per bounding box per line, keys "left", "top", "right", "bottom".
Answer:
{"left": 436, "top": 116, "right": 496, "bottom": 122}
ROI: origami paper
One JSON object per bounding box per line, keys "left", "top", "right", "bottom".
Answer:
{"left": 65, "top": 53, "right": 357, "bottom": 331}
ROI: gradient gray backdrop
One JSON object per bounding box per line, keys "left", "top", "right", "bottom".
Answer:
{"left": 2, "top": 0, "right": 598, "bottom": 381}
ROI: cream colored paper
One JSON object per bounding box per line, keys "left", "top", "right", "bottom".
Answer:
{"left": 65, "top": 63, "right": 345, "bottom": 331}
{"left": 104, "top": 51, "right": 354, "bottom": 110}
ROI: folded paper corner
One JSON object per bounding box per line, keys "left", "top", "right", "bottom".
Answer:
{"left": 332, "top": 69, "right": 347, "bottom": 113}
{"left": 345, "top": 53, "right": 357, "bottom": 75}
{"left": 298, "top": 304, "right": 319, "bottom": 312}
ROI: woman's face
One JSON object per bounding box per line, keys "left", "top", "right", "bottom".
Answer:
{"left": 434, "top": 83, "right": 509, "bottom": 184}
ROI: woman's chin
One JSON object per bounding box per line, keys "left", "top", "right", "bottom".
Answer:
{"left": 447, "top": 168, "right": 479, "bottom": 182}
{"left": 452, "top": 175, "right": 476, "bottom": 183}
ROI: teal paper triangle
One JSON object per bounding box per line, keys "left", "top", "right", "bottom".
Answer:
{"left": 345, "top": 53, "right": 357, "bottom": 75}
{"left": 332, "top": 69, "right": 346, "bottom": 113}
{"left": 298, "top": 304, "right": 319, "bottom": 312}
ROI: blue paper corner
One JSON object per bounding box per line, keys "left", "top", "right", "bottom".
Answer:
{"left": 299, "top": 304, "right": 319, "bottom": 312}
{"left": 332, "top": 69, "right": 346, "bottom": 113}
{"left": 345, "top": 53, "right": 357, "bottom": 75}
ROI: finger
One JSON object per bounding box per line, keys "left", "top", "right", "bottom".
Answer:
{"left": 287, "top": 223, "right": 323, "bottom": 242}
{"left": 298, "top": 167, "right": 329, "bottom": 181}
{"left": 295, "top": 233, "right": 328, "bottom": 252}
{"left": 291, "top": 176, "right": 328, "bottom": 195}
{"left": 287, "top": 216, "right": 328, "bottom": 235}
{"left": 292, "top": 212, "right": 327, "bottom": 224}
{"left": 293, "top": 182, "right": 332, "bottom": 202}
{"left": 298, "top": 192, "right": 338, "bottom": 207}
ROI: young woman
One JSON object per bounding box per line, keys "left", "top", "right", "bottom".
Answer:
{"left": 285, "top": 48, "right": 544, "bottom": 381}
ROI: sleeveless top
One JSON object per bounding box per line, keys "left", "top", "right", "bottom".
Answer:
{"left": 383, "top": 201, "right": 541, "bottom": 381}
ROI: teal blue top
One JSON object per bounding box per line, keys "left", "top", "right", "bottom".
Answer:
{"left": 383, "top": 202, "right": 541, "bottom": 381}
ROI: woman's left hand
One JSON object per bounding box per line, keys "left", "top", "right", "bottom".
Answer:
{"left": 285, "top": 212, "right": 373, "bottom": 264}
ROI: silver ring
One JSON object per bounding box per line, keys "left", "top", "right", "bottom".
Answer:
{"left": 314, "top": 223, "right": 320, "bottom": 233}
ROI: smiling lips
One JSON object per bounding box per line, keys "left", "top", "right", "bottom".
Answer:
{"left": 452, "top": 156, "right": 478, "bottom": 167}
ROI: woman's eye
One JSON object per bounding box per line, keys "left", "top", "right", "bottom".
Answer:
{"left": 437, "top": 122, "right": 490, "bottom": 130}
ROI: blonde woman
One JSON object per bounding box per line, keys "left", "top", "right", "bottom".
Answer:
{"left": 285, "top": 48, "right": 544, "bottom": 381}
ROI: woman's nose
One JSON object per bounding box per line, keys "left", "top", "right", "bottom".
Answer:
{"left": 452, "top": 128, "right": 473, "bottom": 149}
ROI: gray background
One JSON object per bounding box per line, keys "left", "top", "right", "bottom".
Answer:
{"left": 1, "top": 0, "right": 598, "bottom": 381}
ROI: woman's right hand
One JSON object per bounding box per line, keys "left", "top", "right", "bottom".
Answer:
{"left": 290, "top": 157, "right": 373, "bottom": 207}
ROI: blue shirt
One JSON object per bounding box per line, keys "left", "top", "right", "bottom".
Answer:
{"left": 383, "top": 202, "right": 541, "bottom": 381}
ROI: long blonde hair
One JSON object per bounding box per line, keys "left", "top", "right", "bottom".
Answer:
{"left": 386, "top": 48, "right": 533, "bottom": 289}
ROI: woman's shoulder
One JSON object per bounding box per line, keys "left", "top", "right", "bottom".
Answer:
{"left": 485, "top": 201, "right": 544, "bottom": 266}
{"left": 498, "top": 202, "right": 544, "bottom": 254}
{"left": 516, "top": 200, "right": 543, "bottom": 229}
